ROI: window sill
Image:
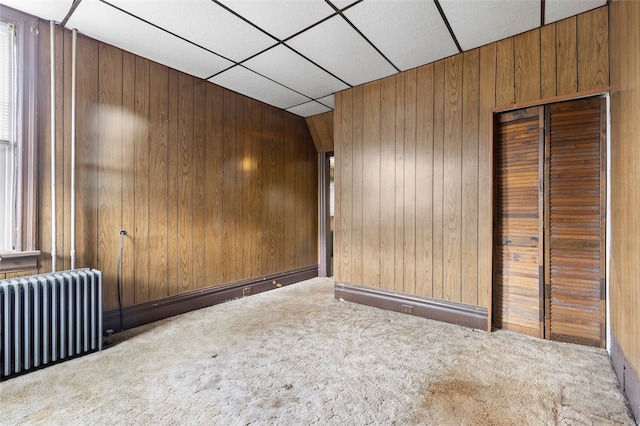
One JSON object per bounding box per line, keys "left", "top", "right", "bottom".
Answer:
{"left": 0, "top": 250, "right": 40, "bottom": 273}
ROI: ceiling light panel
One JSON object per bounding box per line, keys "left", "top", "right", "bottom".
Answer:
{"left": 66, "top": 0, "right": 233, "bottom": 79}
{"left": 439, "top": 0, "right": 540, "bottom": 50}
{"left": 287, "top": 15, "right": 397, "bottom": 87}
{"left": 209, "top": 66, "right": 309, "bottom": 110}
{"left": 217, "top": 0, "right": 335, "bottom": 41}
{"left": 344, "top": 0, "right": 458, "bottom": 71}
{"left": 317, "top": 94, "right": 335, "bottom": 109}
{"left": 287, "top": 101, "right": 332, "bottom": 117}
{"left": 243, "top": 45, "right": 348, "bottom": 100}
{"left": 107, "top": 0, "right": 276, "bottom": 62}
{"left": 1, "top": 0, "right": 73, "bottom": 22}
{"left": 545, "top": 0, "right": 606, "bottom": 24}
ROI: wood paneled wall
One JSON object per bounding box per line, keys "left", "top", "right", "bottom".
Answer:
{"left": 306, "top": 111, "right": 334, "bottom": 152}
{"left": 36, "top": 23, "right": 318, "bottom": 310}
{"left": 610, "top": 0, "right": 640, "bottom": 382}
{"left": 334, "top": 7, "right": 609, "bottom": 308}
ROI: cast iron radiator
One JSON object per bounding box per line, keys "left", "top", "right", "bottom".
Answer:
{"left": 0, "top": 269, "right": 102, "bottom": 380}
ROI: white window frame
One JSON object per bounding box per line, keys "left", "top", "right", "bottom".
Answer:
{"left": 0, "top": 5, "right": 39, "bottom": 272}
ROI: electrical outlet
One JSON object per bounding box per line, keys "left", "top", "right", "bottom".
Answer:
{"left": 401, "top": 304, "right": 413, "bottom": 314}
{"left": 243, "top": 287, "right": 252, "bottom": 297}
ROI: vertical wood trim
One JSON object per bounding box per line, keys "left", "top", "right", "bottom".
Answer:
{"left": 556, "top": 16, "right": 578, "bottom": 95}
{"left": 514, "top": 29, "right": 541, "bottom": 104}
{"left": 444, "top": 55, "right": 463, "bottom": 302}
{"left": 462, "top": 50, "right": 480, "bottom": 306}
{"left": 192, "top": 80, "right": 207, "bottom": 289}
{"left": 495, "top": 37, "right": 515, "bottom": 106}
{"left": 415, "top": 64, "right": 434, "bottom": 299}
{"left": 394, "top": 74, "right": 405, "bottom": 293}
{"left": 403, "top": 69, "right": 417, "bottom": 296}
{"left": 340, "top": 90, "right": 353, "bottom": 283}
{"left": 540, "top": 23, "right": 557, "bottom": 99}
{"left": 432, "top": 60, "right": 445, "bottom": 300}
{"left": 362, "top": 82, "right": 381, "bottom": 288}
{"left": 479, "top": 43, "right": 496, "bottom": 311}
{"left": 542, "top": 106, "right": 550, "bottom": 340}
{"left": 351, "top": 85, "right": 365, "bottom": 285}
{"left": 148, "top": 61, "right": 169, "bottom": 301}
{"left": 380, "top": 76, "right": 396, "bottom": 291}
{"left": 599, "top": 97, "right": 607, "bottom": 347}
{"left": 333, "top": 92, "right": 342, "bottom": 282}
{"left": 577, "top": 7, "right": 609, "bottom": 91}
{"left": 177, "top": 73, "right": 194, "bottom": 293}
{"left": 133, "top": 56, "right": 150, "bottom": 304}
{"left": 166, "top": 69, "right": 179, "bottom": 296}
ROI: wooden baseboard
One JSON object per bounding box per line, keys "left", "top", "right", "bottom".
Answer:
{"left": 610, "top": 333, "right": 640, "bottom": 422}
{"left": 334, "top": 282, "right": 488, "bottom": 330}
{"left": 104, "top": 266, "right": 318, "bottom": 333}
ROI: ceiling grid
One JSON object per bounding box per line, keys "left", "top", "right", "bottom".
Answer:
{"left": 0, "top": 0, "right": 606, "bottom": 117}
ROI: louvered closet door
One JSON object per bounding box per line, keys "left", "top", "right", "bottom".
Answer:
{"left": 545, "top": 97, "right": 606, "bottom": 348}
{"left": 493, "top": 107, "right": 544, "bottom": 338}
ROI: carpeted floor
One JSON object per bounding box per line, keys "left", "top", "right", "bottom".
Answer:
{"left": 1, "top": 277, "right": 635, "bottom": 425}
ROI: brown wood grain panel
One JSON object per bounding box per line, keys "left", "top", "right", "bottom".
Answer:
{"left": 239, "top": 96, "right": 252, "bottom": 278}
{"left": 394, "top": 73, "right": 405, "bottom": 293}
{"left": 333, "top": 92, "right": 342, "bottom": 282}
{"left": 305, "top": 111, "right": 334, "bottom": 152}
{"left": 379, "top": 76, "right": 396, "bottom": 292}
{"left": 514, "top": 29, "right": 541, "bottom": 104}
{"left": 556, "top": 16, "right": 578, "bottom": 95}
{"left": 205, "top": 83, "right": 225, "bottom": 285}
{"left": 351, "top": 85, "right": 364, "bottom": 285}
{"left": 133, "top": 55, "right": 150, "bottom": 304}
{"left": 577, "top": 7, "right": 609, "bottom": 91}
{"left": 193, "top": 79, "right": 207, "bottom": 289}
{"left": 478, "top": 43, "right": 496, "bottom": 310}
{"left": 540, "top": 23, "right": 557, "bottom": 99}
{"left": 340, "top": 90, "right": 353, "bottom": 283}
{"left": 75, "top": 34, "right": 99, "bottom": 271}
{"left": 609, "top": 0, "right": 638, "bottom": 370}
{"left": 415, "top": 64, "right": 434, "bottom": 298}
{"left": 121, "top": 51, "right": 136, "bottom": 306}
{"left": 362, "top": 81, "right": 381, "bottom": 289}
{"left": 250, "top": 101, "right": 264, "bottom": 276}
{"left": 62, "top": 30, "right": 71, "bottom": 272}
{"left": 166, "top": 69, "right": 179, "bottom": 296}
{"left": 404, "top": 69, "right": 417, "bottom": 296}
{"left": 97, "top": 43, "right": 123, "bottom": 311}
{"left": 223, "top": 91, "right": 238, "bottom": 282}
{"left": 148, "top": 61, "right": 169, "bottom": 301}
{"left": 495, "top": 37, "right": 515, "bottom": 106}
{"left": 443, "top": 55, "right": 463, "bottom": 303}
{"left": 432, "top": 60, "right": 445, "bottom": 300}
{"left": 284, "top": 115, "right": 298, "bottom": 271}
{"left": 177, "top": 73, "right": 194, "bottom": 293}
{"left": 462, "top": 50, "right": 479, "bottom": 306}
{"left": 272, "top": 109, "right": 286, "bottom": 274}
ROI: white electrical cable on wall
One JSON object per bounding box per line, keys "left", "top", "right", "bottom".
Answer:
{"left": 50, "top": 20, "right": 56, "bottom": 272}
{"left": 70, "top": 29, "right": 77, "bottom": 270}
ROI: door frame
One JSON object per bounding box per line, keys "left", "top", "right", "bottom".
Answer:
{"left": 488, "top": 88, "right": 610, "bottom": 343}
{"left": 318, "top": 151, "right": 334, "bottom": 277}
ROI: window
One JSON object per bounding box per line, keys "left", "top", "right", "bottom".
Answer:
{"left": 0, "top": 6, "right": 38, "bottom": 270}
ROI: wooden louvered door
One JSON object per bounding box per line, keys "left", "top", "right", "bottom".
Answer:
{"left": 493, "top": 106, "right": 545, "bottom": 338}
{"left": 545, "top": 97, "right": 606, "bottom": 348}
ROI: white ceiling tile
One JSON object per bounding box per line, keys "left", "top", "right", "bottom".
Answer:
{"left": 328, "top": 0, "right": 360, "bottom": 10}
{"left": 1, "top": 0, "right": 73, "bottom": 22}
{"left": 345, "top": 0, "right": 458, "bottom": 71}
{"left": 243, "top": 45, "right": 348, "bottom": 100}
{"left": 217, "top": 0, "right": 335, "bottom": 40}
{"left": 107, "top": 0, "right": 276, "bottom": 62}
{"left": 440, "top": 0, "right": 540, "bottom": 50}
{"left": 287, "top": 101, "right": 331, "bottom": 117}
{"left": 317, "top": 94, "right": 335, "bottom": 109}
{"left": 66, "top": 0, "right": 233, "bottom": 79}
{"left": 209, "top": 66, "right": 309, "bottom": 110}
{"left": 545, "top": 0, "right": 606, "bottom": 24}
{"left": 287, "top": 15, "right": 397, "bottom": 87}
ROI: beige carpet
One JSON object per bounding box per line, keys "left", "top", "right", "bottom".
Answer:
{"left": 1, "top": 277, "right": 635, "bottom": 425}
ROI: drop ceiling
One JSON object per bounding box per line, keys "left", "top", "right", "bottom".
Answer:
{"left": 2, "top": 0, "right": 606, "bottom": 117}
